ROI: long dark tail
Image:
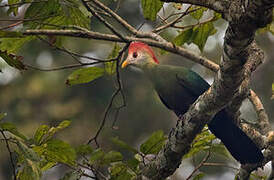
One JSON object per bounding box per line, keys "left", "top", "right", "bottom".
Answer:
{"left": 208, "top": 110, "right": 264, "bottom": 164}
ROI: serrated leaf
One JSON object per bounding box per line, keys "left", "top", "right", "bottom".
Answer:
{"left": 66, "top": 67, "right": 105, "bottom": 86}
{"left": 173, "top": 28, "right": 193, "bottom": 46}
{"left": 191, "top": 22, "right": 217, "bottom": 51}
{"left": 0, "top": 122, "right": 27, "bottom": 140}
{"left": 89, "top": 148, "right": 105, "bottom": 164}
{"left": 111, "top": 137, "right": 138, "bottom": 154}
{"left": 0, "top": 31, "right": 23, "bottom": 38}
{"left": 24, "top": 0, "right": 89, "bottom": 29}
{"left": 34, "top": 125, "right": 50, "bottom": 145}
{"left": 184, "top": 128, "right": 216, "bottom": 159}
{"left": 141, "top": 0, "right": 163, "bottom": 21}
{"left": 0, "top": 113, "right": 7, "bottom": 121}
{"left": 24, "top": 0, "right": 60, "bottom": 28}
{"left": 0, "top": 51, "right": 27, "bottom": 70}
{"left": 75, "top": 144, "right": 93, "bottom": 156}
{"left": 103, "top": 151, "right": 123, "bottom": 164}
{"left": 34, "top": 139, "right": 76, "bottom": 166}
{"left": 140, "top": 130, "right": 166, "bottom": 155}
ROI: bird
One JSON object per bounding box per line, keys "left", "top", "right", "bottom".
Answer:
{"left": 121, "top": 41, "right": 264, "bottom": 164}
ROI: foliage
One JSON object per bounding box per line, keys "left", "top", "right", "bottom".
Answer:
{"left": 271, "top": 83, "right": 274, "bottom": 99}
{"left": 0, "top": 0, "right": 273, "bottom": 179}
{"left": 66, "top": 67, "right": 105, "bottom": 85}
{"left": 141, "top": 0, "right": 163, "bottom": 21}
{"left": 184, "top": 127, "right": 229, "bottom": 159}
{"left": 173, "top": 12, "right": 219, "bottom": 51}
{"left": 0, "top": 112, "right": 233, "bottom": 179}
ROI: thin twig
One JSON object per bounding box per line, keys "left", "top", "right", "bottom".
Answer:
{"left": 153, "top": 5, "right": 195, "bottom": 33}
{"left": 0, "top": 21, "right": 22, "bottom": 30}
{"left": 25, "top": 62, "right": 102, "bottom": 72}
{"left": 186, "top": 150, "right": 211, "bottom": 180}
{"left": 36, "top": 36, "right": 107, "bottom": 64}
{"left": 81, "top": 0, "right": 127, "bottom": 42}
{"left": 203, "top": 162, "right": 239, "bottom": 171}
{"left": 87, "top": 43, "right": 129, "bottom": 146}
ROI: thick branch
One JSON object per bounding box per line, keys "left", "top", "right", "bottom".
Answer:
{"left": 140, "top": 0, "right": 273, "bottom": 179}
{"left": 23, "top": 29, "right": 219, "bottom": 71}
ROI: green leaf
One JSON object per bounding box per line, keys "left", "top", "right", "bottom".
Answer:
{"left": 126, "top": 158, "right": 139, "bottom": 171}
{"left": 24, "top": 0, "right": 89, "bottom": 29}
{"left": 0, "top": 122, "right": 27, "bottom": 140}
{"left": 109, "top": 162, "right": 135, "bottom": 180}
{"left": 0, "top": 51, "right": 27, "bottom": 70}
{"left": 34, "top": 125, "right": 50, "bottom": 145}
{"left": 140, "top": 130, "right": 166, "bottom": 155}
{"left": 270, "top": 23, "right": 274, "bottom": 35}
{"left": 184, "top": 127, "right": 216, "bottom": 159}
{"left": 193, "top": 173, "right": 205, "bottom": 180}
{"left": 75, "top": 144, "right": 93, "bottom": 156}
{"left": 41, "top": 162, "right": 56, "bottom": 171}
{"left": 271, "top": 83, "right": 274, "bottom": 100}
{"left": 66, "top": 67, "right": 105, "bottom": 86}
{"left": 17, "top": 159, "right": 42, "bottom": 180}
{"left": 89, "top": 148, "right": 105, "bottom": 164}
{"left": 190, "top": 7, "right": 207, "bottom": 20}
{"left": 16, "top": 141, "right": 40, "bottom": 161}
{"left": 111, "top": 137, "right": 138, "bottom": 154}
{"left": 211, "top": 143, "right": 229, "bottom": 158}
{"left": 24, "top": 0, "right": 60, "bottom": 28}
{"left": 0, "top": 36, "right": 35, "bottom": 53}
{"left": 37, "top": 120, "right": 71, "bottom": 143}
{"left": 34, "top": 139, "right": 76, "bottom": 166}
{"left": 0, "top": 112, "right": 7, "bottom": 121}
{"left": 7, "top": 0, "right": 20, "bottom": 16}
{"left": 191, "top": 22, "right": 217, "bottom": 51}
{"left": 141, "top": 0, "right": 163, "bottom": 21}
{"left": 0, "top": 31, "right": 23, "bottom": 38}
{"left": 173, "top": 28, "right": 193, "bottom": 46}
{"left": 60, "top": 171, "right": 83, "bottom": 180}
{"left": 103, "top": 151, "right": 123, "bottom": 164}
{"left": 174, "top": 22, "right": 217, "bottom": 51}
{"left": 105, "top": 43, "right": 121, "bottom": 75}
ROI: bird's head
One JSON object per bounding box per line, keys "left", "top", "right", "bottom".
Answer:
{"left": 122, "top": 42, "right": 159, "bottom": 68}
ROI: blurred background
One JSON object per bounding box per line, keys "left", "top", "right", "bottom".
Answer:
{"left": 0, "top": 0, "right": 273, "bottom": 179}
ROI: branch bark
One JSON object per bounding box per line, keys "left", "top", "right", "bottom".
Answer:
{"left": 16, "top": 0, "right": 273, "bottom": 178}
{"left": 139, "top": 0, "right": 273, "bottom": 179}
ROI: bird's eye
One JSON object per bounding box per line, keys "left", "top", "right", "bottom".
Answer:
{"left": 133, "top": 52, "right": 138, "bottom": 58}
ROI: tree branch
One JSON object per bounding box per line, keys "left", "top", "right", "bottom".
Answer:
{"left": 160, "top": 0, "right": 229, "bottom": 14}
{"left": 23, "top": 29, "right": 219, "bottom": 71}
{"left": 139, "top": 0, "right": 273, "bottom": 179}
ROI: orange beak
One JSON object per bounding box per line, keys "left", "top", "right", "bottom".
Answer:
{"left": 121, "top": 59, "right": 129, "bottom": 68}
